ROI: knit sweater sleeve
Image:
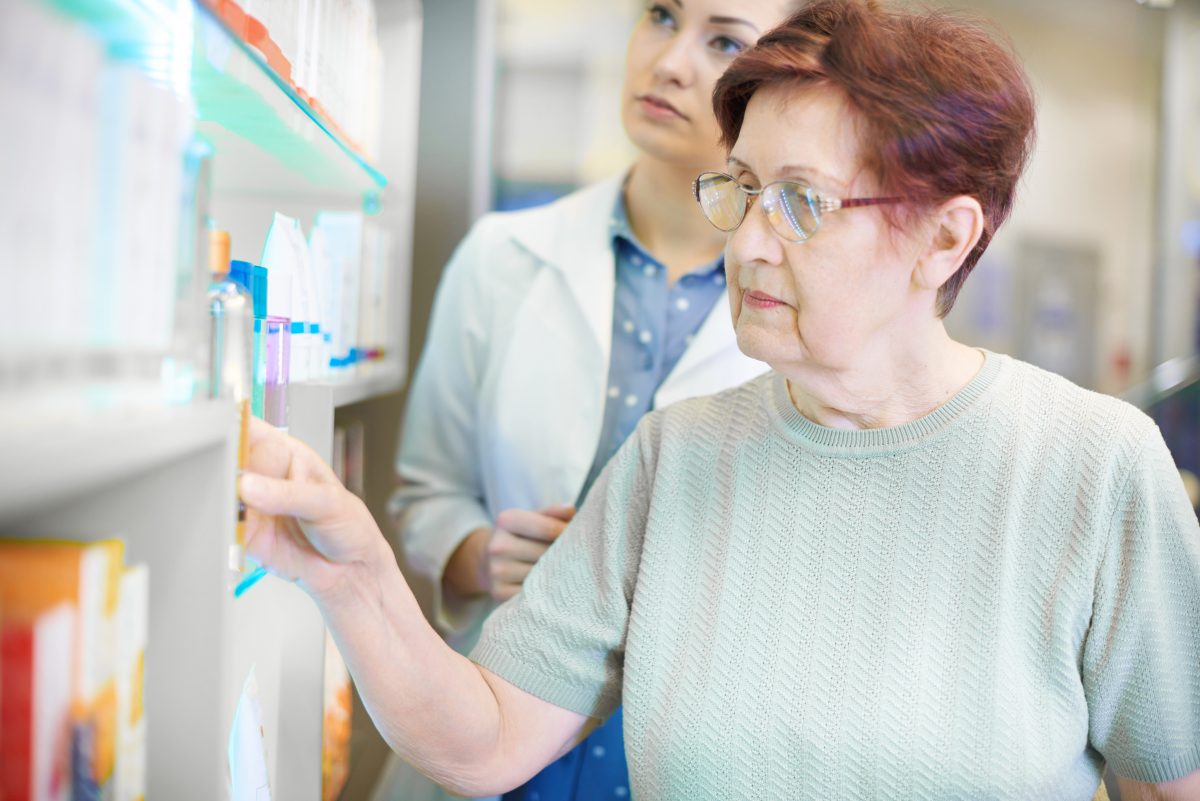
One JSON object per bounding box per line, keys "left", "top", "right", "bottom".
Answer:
{"left": 469, "top": 413, "right": 660, "bottom": 720}
{"left": 1082, "top": 420, "right": 1200, "bottom": 783}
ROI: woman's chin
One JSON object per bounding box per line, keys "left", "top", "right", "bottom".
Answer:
{"left": 735, "top": 325, "right": 788, "bottom": 367}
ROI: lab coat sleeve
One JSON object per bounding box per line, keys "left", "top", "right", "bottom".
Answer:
{"left": 390, "top": 219, "right": 498, "bottom": 637}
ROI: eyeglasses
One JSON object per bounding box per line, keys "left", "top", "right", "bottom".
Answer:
{"left": 692, "top": 171, "right": 902, "bottom": 243}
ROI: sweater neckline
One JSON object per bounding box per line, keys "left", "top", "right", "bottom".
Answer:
{"left": 767, "top": 350, "right": 1005, "bottom": 455}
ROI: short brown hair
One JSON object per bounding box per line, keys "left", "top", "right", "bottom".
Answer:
{"left": 713, "top": 0, "right": 1036, "bottom": 317}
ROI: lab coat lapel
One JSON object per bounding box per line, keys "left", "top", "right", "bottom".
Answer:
{"left": 506, "top": 176, "right": 623, "bottom": 367}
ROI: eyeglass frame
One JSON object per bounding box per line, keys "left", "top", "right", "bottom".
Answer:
{"left": 691, "top": 171, "right": 904, "bottom": 243}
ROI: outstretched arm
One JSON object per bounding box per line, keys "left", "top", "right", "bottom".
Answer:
{"left": 239, "top": 417, "right": 592, "bottom": 795}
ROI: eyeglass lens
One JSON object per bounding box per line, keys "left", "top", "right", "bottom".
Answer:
{"left": 697, "top": 173, "right": 821, "bottom": 242}
{"left": 764, "top": 182, "right": 820, "bottom": 242}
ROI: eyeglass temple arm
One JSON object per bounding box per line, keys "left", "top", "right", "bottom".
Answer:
{"left": 821, "top": 196, "right": 905, "bottom": 213}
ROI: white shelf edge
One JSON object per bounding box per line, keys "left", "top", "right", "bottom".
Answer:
{"left": 295, "top": 363, "right": 406, "bottom": 409}
{"left": 0, "top": 399, "right": 236, "bottom": 520}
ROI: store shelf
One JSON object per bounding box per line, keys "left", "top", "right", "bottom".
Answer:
{"left": 50, "top": 0, "right": 387, "bottom": 199}
{"left": 0, "top": 399, "right": 235, "bottom": 521}
{"left": 331, "top": 362, "right": 406, "bottom": 408}
{"left": 296, "top": 361, "right": 406, "bottom": 410}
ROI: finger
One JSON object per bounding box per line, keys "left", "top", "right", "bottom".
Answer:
{"left": 246, "top": 417, "right": 337, "bottom": 485}
{"left": 246, "top": 428, "right": 293, "bottom": 481}
{"left": 494, "top": 508, "right": 570, "bottom": 543}
{"left": 246, "top": 415, "right": 289, "bottom": 448}
{"left": 239, "top": 472, "right": 339, "bottom": 522}
{"left": 491, "top": 582, "right": 521, "bottom": 603}
{"left": 490, "top": 560, "right": 533, "bottom": 587}
{"left": 487, "top": 530, "right": 551, "bottom": 564}
{"left": 538, "top": 504, "right": 576, "bottom": 523}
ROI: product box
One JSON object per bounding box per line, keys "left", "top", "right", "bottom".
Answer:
{"left": 0, "top": 601, "right": 75, "bottom": 801}
{"left": 113, "top": 564, "right": 148, "bottom": 801}
{"left": 0, "top": 539, "right": 125, "bottom": 800}
{"left": 320, "top": 631, "right": 351, "bottom": 801}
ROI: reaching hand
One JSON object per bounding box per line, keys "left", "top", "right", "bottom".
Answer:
{"left": 237, "top": 417, "right": 386, "bottom": 601}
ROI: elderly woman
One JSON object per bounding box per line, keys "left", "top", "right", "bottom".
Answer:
{"left": 236, "top": 1, "right": 1200, "bottom": 799}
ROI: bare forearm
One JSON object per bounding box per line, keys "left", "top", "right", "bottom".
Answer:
{"left": 1116, "top": 769, "right": 1200, "bottom": 801}
{"left": 310, "top": 539, "right": 512, "bottom": 795}
{"left": 443, "top": 526, "right": 491, "bottom": 597}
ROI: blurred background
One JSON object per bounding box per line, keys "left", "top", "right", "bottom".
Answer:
{"left": 464, "top": 0, "right": 1199, "bottom": 397}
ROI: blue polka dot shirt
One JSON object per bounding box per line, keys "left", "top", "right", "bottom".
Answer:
{"left": 576, "top": 194, "right": 727, "bottom": 503}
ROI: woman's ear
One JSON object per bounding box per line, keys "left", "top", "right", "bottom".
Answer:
{"left": 912, "top": 195, "right": 985, "bottom": 292}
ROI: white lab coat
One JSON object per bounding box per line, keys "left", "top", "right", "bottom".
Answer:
{"left": 392, "top": 173, "right": 768, "bottom": 652}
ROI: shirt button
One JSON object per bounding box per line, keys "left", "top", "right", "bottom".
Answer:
{"left": 631, "top": 254, "right": 643, "bottom": 267}
{"left": 608, "top": 386, "right": 620, "bottom": 399}
{"left": 615, "top": 788, "right": 628, "bottom": 798}
{"left": 715, "top": 274, "right": 726, "bottom": 286}
{"left": 623, "top": 320, "right": 635, "bottom": 334}
{"left": 625, "top": 394, "right": 639, "bottom": 407}
{"left": 639, "top": 330, "right": 652, "bottom": 344}
{"left": 675, "top": 297, "right": 690, "bottom": 311}
{"left": 592, "top": 745, "right": 606, "bottom": 758}
{"left": 643, "top": 264, "right": 656, "bottom": 277}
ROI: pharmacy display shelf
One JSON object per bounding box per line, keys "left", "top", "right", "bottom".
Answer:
{"left": 49, "top": 0, "right": 387, "bottom": 200}
{"left": 0, "top": 398, "right": 236, "bottom": 522}
{"left": 325, "top": 361, "right": 407, "bottom": 409}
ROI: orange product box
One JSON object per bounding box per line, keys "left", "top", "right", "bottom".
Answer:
{"left": 0, "top": 539, "right": 125, "bottom": 798}
{"left": 1, "top": 601, "right": 75, "bottom": 801}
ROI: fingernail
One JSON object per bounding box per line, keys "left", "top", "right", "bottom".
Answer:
{"left": 239, "top": 473, "right": 262, "bottom": 499}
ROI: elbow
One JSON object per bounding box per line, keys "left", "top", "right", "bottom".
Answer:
{"left": 413, "top": 755, "right": 531, "bottom": 798}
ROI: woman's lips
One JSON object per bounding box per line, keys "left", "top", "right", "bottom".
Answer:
{"left": 742, "top": 290, "right": 788, "bottom": 310}
{"left": 637, "top": 94, "right": 686, "bottom": 121}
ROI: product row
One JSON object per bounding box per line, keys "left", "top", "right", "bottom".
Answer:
{"left": 203, "top": 0, "right": 383, "bottom": 159}
{"left": 0, "top": 540, "right": 147, "bottom": 801}
{"left": 208, "top": 210, "right": 395, "bottom": 421}
{"left": 0, "top": 0, "right": 395, "bottom": 423}
{"left": 0, "top": 0, "right": 192, "bottom": 400}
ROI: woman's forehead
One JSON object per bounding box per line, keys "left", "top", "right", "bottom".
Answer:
{"left": 672, "top": 0, "right": 796, "bottom": 30}
{"left": 730, "top": 84, "right": 861, "bottom": 190}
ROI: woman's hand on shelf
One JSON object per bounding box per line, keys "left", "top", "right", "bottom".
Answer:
{"left": 238, "top": 416, "right": 388, "bottom": 603}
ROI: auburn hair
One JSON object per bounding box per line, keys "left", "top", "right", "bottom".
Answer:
{"left": 713, "top": 0, "right": 1036, "bottom": 317}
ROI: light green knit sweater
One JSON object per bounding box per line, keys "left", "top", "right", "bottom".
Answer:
{"left": 471, "top": 351, "right": 1200, "bottom": 800}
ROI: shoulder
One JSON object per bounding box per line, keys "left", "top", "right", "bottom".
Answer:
{"left": 474, "top": 176, "right": 624, "bottom": 248}
{"left": 448, "top": 176, "right": 624, "bottom": 278}
{"left": 637, "top": 373, "right": 775, "bottom": 449}
{"left": 994, "top": 354, "right": 1159, "bottom": 480}
{"left": 499, "top": 176, "right": 625, "bottom": 229}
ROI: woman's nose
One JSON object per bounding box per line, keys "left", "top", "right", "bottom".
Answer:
{"left": 652, "top": 34, "right": 696, "bottom": 88}
{"left": 728, "top": 193, "right": 783, "bottom": 269}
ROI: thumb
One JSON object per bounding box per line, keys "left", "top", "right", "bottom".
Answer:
{"left": 239, "top": 473, "right": 336, "bottom": 522}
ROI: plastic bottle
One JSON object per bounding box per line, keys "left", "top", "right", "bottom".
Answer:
{"left": 230, "top": 261, "right": 268, "bottom": 419}
{"left": 262, "top": 235, "right": 292, "bottom": 430}
{"left": 263, "top": 213, "right": 309, "bottom": 386}
{"left": 206, "top": 232, "right": 252, "bottom": 404}
{"left": 207, "top": 230, "right": 254, "bottom": 582}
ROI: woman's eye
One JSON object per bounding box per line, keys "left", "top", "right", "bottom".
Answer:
{"left": 710, "top": 35, "right": 746, "bottom": 56}
{"left": 646, "top": 3, "right": 677, "bottom": 29}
